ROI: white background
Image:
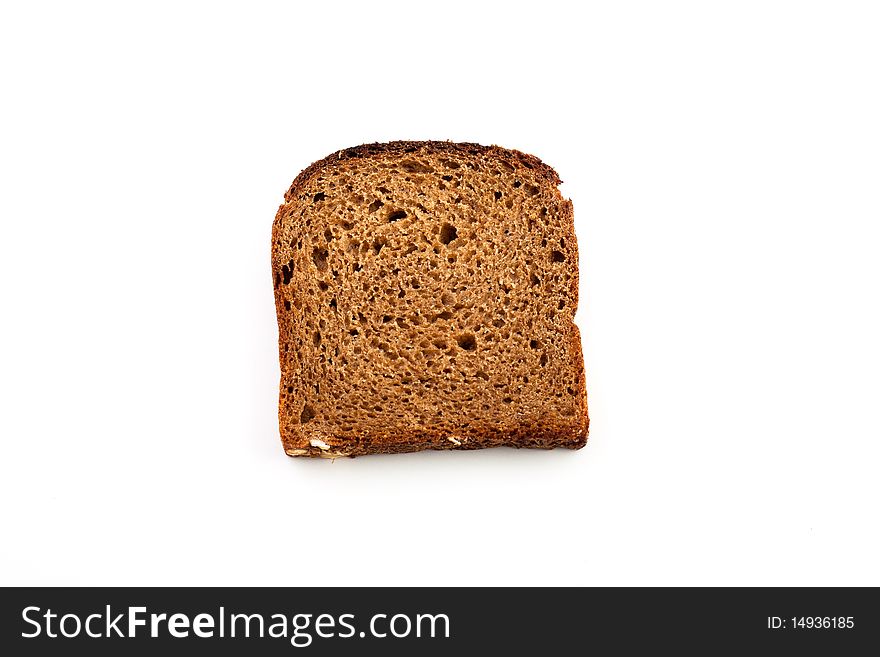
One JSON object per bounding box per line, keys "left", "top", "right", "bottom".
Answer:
{"left": 1, "top": 1, "right": 878, "bottom": 586}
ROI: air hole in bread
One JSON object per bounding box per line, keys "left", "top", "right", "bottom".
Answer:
{"left": 283, "top": 300, "right": 291, "bottom": 311}
{"left": 439, "top": 223, "right": 458, "bottom": 245}
{"left": 313, "top": 192, "right": 326, "bottom": 202}
{"left": 457, "top": 333, "right": 477, "bottom": 351}
{"left": 387, "top": 209, "right": 407, "bottom": 222}
{"left": 312, "top": 247, "right": 328, "bottom": 271}
{"left": 281, "top": 260, "right": 294, "bottom": 285}
{"left": 300, "top": 405, "right": 316, "bottom": 424}
{"left": 368, "top": 199, "right": 384, "bottom": 213}
{"left": 551, "top": 250, "right": 566, "bottom": 263}
{"left": 401, "top": 160, "right": 434, "bottom": 174}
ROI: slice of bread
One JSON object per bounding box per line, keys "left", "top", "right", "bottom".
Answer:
{"left": 272, "top": 141, "right": 588, "bottom": 457}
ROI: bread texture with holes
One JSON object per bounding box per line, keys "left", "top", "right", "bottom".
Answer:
{"left": 272, "top": 141, "right": 588, "bottom": 457}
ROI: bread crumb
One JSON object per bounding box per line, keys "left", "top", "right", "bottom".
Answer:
{"left": 447, "top": 436, "right": 462, "bottom": 446}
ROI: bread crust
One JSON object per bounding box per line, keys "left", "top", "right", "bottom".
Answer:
{"left": 272, "top": 141, "right": 588, "bottom": 457}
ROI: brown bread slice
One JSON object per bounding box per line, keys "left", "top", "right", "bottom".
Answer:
{"left": 272, "top": 141, "right": 588, "bottom": 457}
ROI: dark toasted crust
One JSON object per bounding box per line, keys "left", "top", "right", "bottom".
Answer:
{"left": 272, "top": 141, "right": 588, "bottom": 458}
